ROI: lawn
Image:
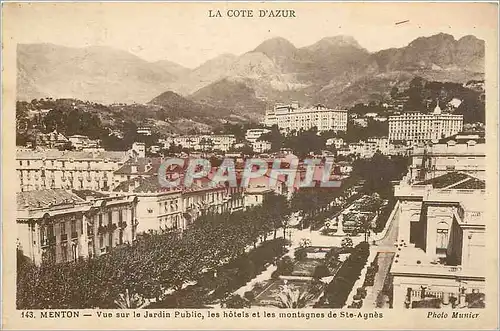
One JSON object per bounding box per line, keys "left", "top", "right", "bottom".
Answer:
{"left": 292, "top": 259, "right": 323, "bottom": 277}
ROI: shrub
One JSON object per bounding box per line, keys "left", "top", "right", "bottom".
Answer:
{"left": 312, "top": 264, "right": 330, "bottom": 280}
{"left": 243, "top": 291, "right": 255, "bottom": 302}
{"left": 356, "top": 287, "right": 367, "bottom": 299}
{"left": 224, "top": 294, "right": 250, "bottom": 308}
{"left": 235, "top": 257, "right": 256, "bottom": 282}
{"left": 277, "top": 256, "right": 294, "bottom": 276}
{"left": 294, "top": 248, "right": 307, "bottom": 261}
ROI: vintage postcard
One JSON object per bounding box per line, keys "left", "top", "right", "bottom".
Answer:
{"left": 1, "top": 1, "right": 499, "bottom": 330}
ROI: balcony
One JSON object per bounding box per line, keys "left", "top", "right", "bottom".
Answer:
{"left": 41, "top": 236, "right": 56, "bottom": 247}
{"left": 71, "top": 231, "right": 78, "bottom": 239}
{"left": 97, "top": 223, "right": 118, "bottom": 234}
{"left": 60, "top": 233, "right": 68, "bottom": 242}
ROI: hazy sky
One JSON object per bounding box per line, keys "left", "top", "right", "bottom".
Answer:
{"left": 5, "top": 2, "right": 498, "bottom": 68}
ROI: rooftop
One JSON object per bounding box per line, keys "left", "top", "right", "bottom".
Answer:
{"left": 416, "top": 172, "right": 471, "bottom": 188}
{"left": 71, "top": 189, "right": 109, "bottom": 200}
{"left": 16, "top": 148, "right": 128, "bottom": 161}
{"left": 437, "top": 131, "right": 485, "bottom": 145}
{"left": 17, "top": 189, "right": 85, "bottom": 210}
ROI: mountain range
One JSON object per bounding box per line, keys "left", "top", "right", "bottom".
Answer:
{"left": 17, "top": 33, "right": 485, "bottom": 113}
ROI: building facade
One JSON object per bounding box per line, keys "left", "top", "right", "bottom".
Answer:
{"left": 409, "top": 132, "right": 485, "bottom": 182}
{"left": 389, "top": 172, "right": 486, "bottom": 309}
{"left": 245, "top": 128, "right": 271, "bottom": 143}
{"left": 16, "top": 149, "right": 130, "bottom": 192}
{"left": 17, "top": 189, "right": 138, "bottom": 265}
{"left": 113, "top": 177, "right": 184, "bottom": 233}
{"left": 263, "top": 102, "right": 348, "bottom": 133}
{"left": 388, "top": 105, "right": 463, "bottom": 144}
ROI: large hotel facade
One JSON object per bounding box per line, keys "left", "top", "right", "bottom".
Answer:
{"left": 263, "top": 102, "right": 348, "bottom": 133}
{"left": 16, "top": 149, "right": 129, "bottom": 192}
{"left": 388, "top": 104, "right": 463, "bottom": 144}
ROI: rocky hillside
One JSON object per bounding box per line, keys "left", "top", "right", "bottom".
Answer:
{"left": 17, "top": 44, "right": 179, "bottom": 104}
{"left": 18, "top": 33, "right": 485, "bottom": 114}
{"left": 177, "top": 33, "right": 484, "bottom": 111}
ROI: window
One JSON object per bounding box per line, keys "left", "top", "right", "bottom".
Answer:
{"left": 99, "top": 235, "right": 104, "bottom": 248}
{"left": 71, "top": 219, "right": 77, "bottom": 236}
{"left": 436, "top": 222, "right": 449, "bottom": 250}
{"left": 108, "top": 211, "right": 113, "bottom": 226}
{"left": 61, "top": 246, "right": 68, "bottom": 262}
{"left": 60, "top": 222, "right": 66, "bottom": 235}
{"left": 98, "top": 214, "right": 103, "bottom": 227}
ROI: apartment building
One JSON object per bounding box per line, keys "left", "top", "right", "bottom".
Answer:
{"left": 113, "top": 177, "right": 184, "bottom": 233}
{"left": 263, "top": 102, "right": 348, "bottom": 133}
{"left": 388, "top": 103, "right": 463, "bottom": 144}
{"left": 113, "top": 173, "right": 244, "bottom": 233}
{"left": 16, "top": 149, "right": 130, "bottom": 192}
{"left": 16, "top": 189, "right": 138, "bottom": 265}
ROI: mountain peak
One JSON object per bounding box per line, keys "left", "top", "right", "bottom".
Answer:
{"left": 252, "top": 37, "right": 297, "bottom": 58}
{"left": 305, "top": 35, "right": 364, "bottom": 52}
{"left": 408, "top": 33, "right": 456, "bottom": 47}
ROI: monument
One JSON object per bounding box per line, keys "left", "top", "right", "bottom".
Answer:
{"left": 335, "top": 213, "right": 345, "bottom": 236}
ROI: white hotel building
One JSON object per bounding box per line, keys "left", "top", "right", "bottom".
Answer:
{"left": 16, "top": 149, "right": 129, "bottom": 192}
{"left": 263, "top": 102, "right": 348, "bottom": 133}
{"left": 388, "top": 103, "right": 463, "bottom": 144}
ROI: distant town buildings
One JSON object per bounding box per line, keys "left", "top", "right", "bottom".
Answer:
{"left": 245, "top": 128, "right": 271, "bottom": 143}
{"left": 130, "top": 142, "right": 146, "bottom": 158}
{"left": 326, "top": 137, "right": 344, "bottom": 150}
{"left": 35, "top": 130, "right": 69, "bottom": 149}
{"left": 263, "top": 102, "right": 348, "bottom": 134}
{"left": 252, "top": 140, "right": 272, "bottom": 153}
{"left": 388, "top": 102, "right": 463, "bottom": 144}
{"left": 136, "top": 127, "right": 152, "bottom": 136}
{"left": 165, "top": 134, "right": 237, "bottom": 152}
{"left": 67, "top": 135, "right": 100, "bottom": 150}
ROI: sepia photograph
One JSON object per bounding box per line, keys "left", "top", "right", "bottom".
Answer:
{"left": 1, "top": 1, "right": 498, "bottom": 330}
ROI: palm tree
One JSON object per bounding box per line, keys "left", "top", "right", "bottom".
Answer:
{"left": 114, "top": 289, "right": 150, "bottom": 309}
{"left": 273, "top": 283, "right": 317, "bottom": 308}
